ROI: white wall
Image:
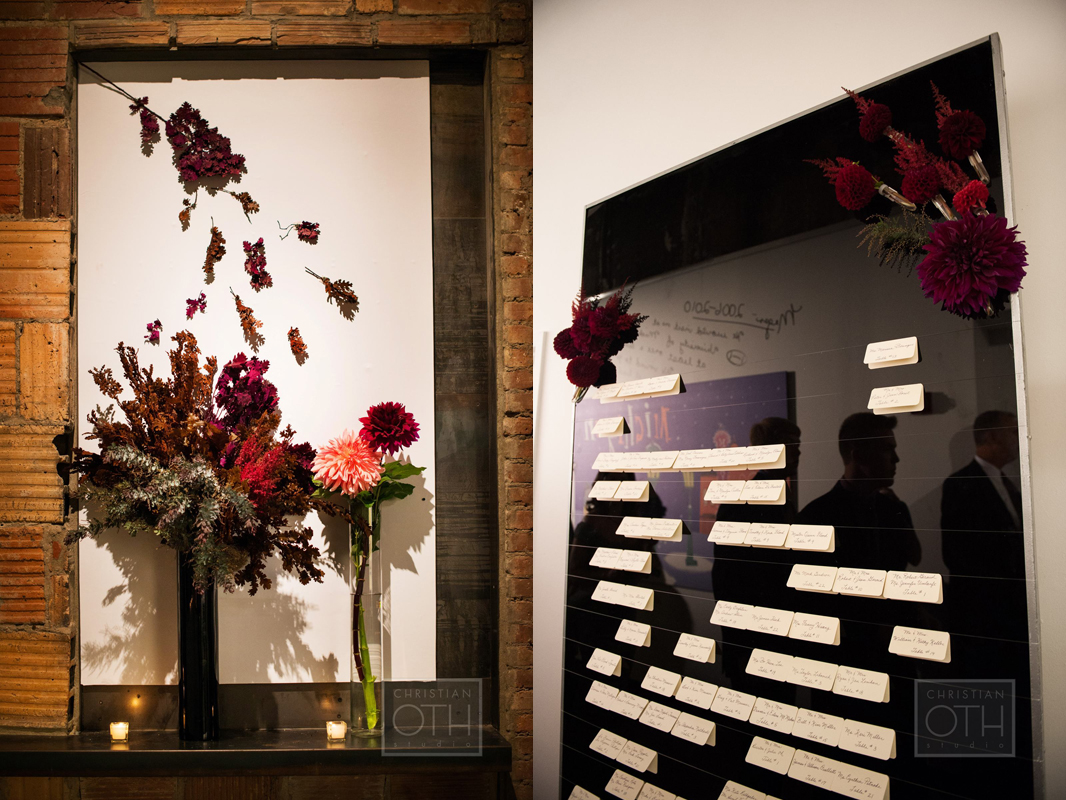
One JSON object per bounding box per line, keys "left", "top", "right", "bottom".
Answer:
{"left": 532, "top": 1, "right": 1066, "bottom": 797}
{"left": 78, "top": 61, "right": 436, "bottom": 685}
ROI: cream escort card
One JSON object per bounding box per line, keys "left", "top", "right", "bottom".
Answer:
{"left": 617, "top": 550, "right": 653, "bottom": 573}
{"left": 616, "top": 619, "right": 652, "bottom": 647}
{"left": 864, "top": 335, "right": 919, "bottom": 370}
{"left": 745, "top": 649, "right": 794, "bottom": 682}
{"left": 639, "top": 701, "right": 681, "bottom": 732}
{"left": 708, "top": 520, "right": 750, "bottom": 545}
{"left": 791, "top": 708, "right": 843, "bottom": 748}
{"left": 868, "top": 382, "right": 925, "bottom": 415}
{"left": 788, "top": 749, "right": 842, "bottom": 793}
{"left": 745, "top": 736, "right": 796, "bottom": 775}
{"left": 740, "top": 480, "right": 786, "bottom": 505}
{"left": 704, "top": 480, "right": 746, "bottom": 504}
{"left": 592, "top": 451, "right": 630, "bottom": 472}
{"left": 613, "top": 691, "right": 649, "bottom": 720}
{"left": 788, "top": 612, "right": 841, "bottom": 645}
{"left": 839, "top": 719, "right": 897, "bottom": 761}
{"left": 671, "top": 712, "right": 716, "bottom": 746}
{"left": 589, "top": 383, "right": 621, "bottom": 401}
{"left": 883, "top": 570, "right": 943, "bottom": 603}
{"left": 743, "top": 444, "right": 786, "bottom": 470}
{"left": 629, "top": 451, "right": 681, "bottom": 471}
{"left": 590, "top": 480, "right": 622, "bottom": 500}
{"left": 789, "top": 656, "right": 838, "bottom": 692}
{"left": 719, "top": 781, "right": 766, "bottom": 800}
{"left": 889, "top": 626, "right": 951, "bottom": 662}
{"left": 590, "top": 548, "right": 623, "bottom": 569}
{"left": 617, "top": 741, "right": 658, "bottom": 774}
{"left": 709, "top": 687, "right": 757, "bottom": 721}
{"left": 587, "top": 648, "right": 622, "bottom": 676}
{"left": 637, "top": 785, "right": 676, "bottom": 800}
{"left": 614, "top": 481, "right": 651, "bottom": 502}
{"left": 710, "top": 600, "right": 754, "bottom": 630}
{"left": 672, "top": 449, "right": 718, "bottom": 471}
{"left": 787, "top": 564, "right": 839, "bottom": 593}
{"left": 586, "top": 680, "right": 620, "bottom": 710}
{"left": 704, "top": 448, "right": 751, "bottom": 471}
{"left": 749, "top": 698, "right": 798, "bottom": 736}
{"left": 605, "top": 769, "right": 644, "bottom": 800}
{"left": 592, "top": 581, "right": 624, "bottom": 605}
{"left": 833, "top": 665, "right": 890, "bottom": 703}
{"left": 673, "top": 633, "right": 716, "bottom": 663}
{"left": 833, "top": 763, "right": 890, "bottom": 800}
{"left": 617, "top": 585, "right": 655, "bottom": 611}
{"left": 784, "top": 524, "right": 836, "bottom": 552}
{"left": 616, "top": 517, "right": 682, "bottom": 541}
{"left": 675, "top": 677, "right": 718, "bottom": 709}
{"left": 590, "top": 728, "right": 629, "bottom": 759}
{"left": 593, "top": 416, "right": 627, "bottom": 437}
{"left": 744, "top": 522, "right": 790, "bottom": 547}
{"left": 640, "top": 666, "right": 681, "bottom": 697}
{"left": 617, "top": 374, "right": 682, "bottom": 399}
{"left": 833, "top": 567, "right": 888, "bottom": 597}
{"left": 748, "top": 606, "right": 794, "bottom": 637}
{"left": 569, "top": 786, "right": 599, "bottom": 800}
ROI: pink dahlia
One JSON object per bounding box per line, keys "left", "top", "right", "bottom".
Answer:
{"left": 312, "top": 430, "right": 383, "bottom": 496}
{"left": 917, "top": 214, "right": 1027, "bottom": 318}
{"left": 359, "top": 401, "right": 420, "bottom": 456}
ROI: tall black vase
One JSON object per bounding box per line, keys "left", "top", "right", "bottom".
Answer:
{"left": 177, "top": 556, "right": 219, "bottom": 741}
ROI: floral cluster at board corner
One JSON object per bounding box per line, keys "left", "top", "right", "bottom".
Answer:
{"left": 310, "top": 402, "right": 426, "bottom": 731}
{"left": 554, "top": 284, "right": 647, "bottom": 402}
{"left": 808, "top": 82, "right": 1028, "bottom": 320}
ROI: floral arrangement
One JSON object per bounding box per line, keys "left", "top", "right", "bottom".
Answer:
{"left": 312, "top": 402, "right": 425, "bottom": 731}
{"left": 809, "top": 83, "right": 1027, "bottom": 319}
{"left": 71, "top": 332, "right": 334, "bottom": 594}
{"left": 554, "top": 284, "right": 646, "bottom": 395}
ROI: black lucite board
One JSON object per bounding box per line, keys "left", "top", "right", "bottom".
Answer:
{"left": 561, "top": 38, "right": 1037, "bottom": 800}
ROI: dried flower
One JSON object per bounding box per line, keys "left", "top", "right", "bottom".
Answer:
{"left": 186, "top": 292, "right": 207, "bottom": 319}
{"left": 179, "top": 196, "right": 196, "bottom": 231}
{"left": 242, "top": 238, "right": 271, "bottom": 291}
{"left": 953, "top": 180, "right": 990, "bottom": 215}
{"left": 145, "top": 319, "right": 162, "bottom": 345}
{"left": 917, "top": 214, "right": 1027, "bottom": 318}
{"left": 900, "top": 165, "right": 940, "bottom": 205}
{"left": 128, "top": 96, "right": 159, "bottom": 148}
{"left": 215, "top": 352, "right": 278, "bottom": 434}
{"left": 305, "top": 268, "right": 359, "bottom": 318}
{"left": 296, "top": 222, "right": 319, "bottom": 244}
{"left": 230, "top": 288, "right": 264, "bottom": 352}
{"left": 288, "top": 327, "right": 308, "bottom": 364}
{"left": 204, "top": 226, "right": 226, "bottom": 278}
{"left": 932, "top": 82, "right": 986, "bottom": 160}
{"left": 359, "top": 402, "right": 419, "bottom": 456}
{"left": 312, "top": 429, "right": 384, "bottom": 497}
{"left": 229, "top": 191, "right": 259, "bottom": 218}
{"left": 165, "top": 101, "right": 245, "bottom": 184}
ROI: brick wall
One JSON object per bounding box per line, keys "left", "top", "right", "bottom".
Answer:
{"left": 0, "top": 3, "right": 532, "bottom": 798}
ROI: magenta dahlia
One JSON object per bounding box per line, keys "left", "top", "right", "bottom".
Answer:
{"left": 359, "top": 401, "right": 420, "bottom": 456}
{"left": 917, "top": 214, "right": 1027, "bottom": 318}
{"left": 859, "top": 103, "right": 892, "bottom": 142}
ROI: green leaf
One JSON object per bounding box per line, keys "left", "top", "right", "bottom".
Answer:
{"left": 383, "top": 462, "right": 425, "bottom": 480}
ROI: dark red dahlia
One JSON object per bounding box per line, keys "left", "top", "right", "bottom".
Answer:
{"left": 566, "top": 356, "right": 603, "bottom": 388}
{"left": 900, "top": 165, "right": 940, "bottom": 205}
{"left": 858, "top": 103, "right": 892, "bottom": 142}
{"left": 589, "top": 305, "right": 621, "bottom": 338}
{"left": 359, "top": 401, "right": 420, "bottom": 456}
{"left": 952, "top": 180, "right": 990, "bottom": 215}
{"left": 553, "top": 329, "right": 580, "bottom": 359}
{"left": 917, "top": 214, "right": 1027, "bottom": 318}
{"left": 596, "top": 360, "right": 617, "bottom": 387}
{"left": 834, "top": 163, "right": 876, "bottom": 211}
{"left": 939, "top": 109, "right": 986, "bottom": 160}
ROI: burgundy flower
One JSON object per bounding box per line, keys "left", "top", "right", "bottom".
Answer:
{"left": 553, "top": 329, "right": 580, "bottom": 359}
{"left": 186, "top": 292, "right": 207, "bottom": 319}
{"left": 242, "top": 238, "right": 272, "bottom": 291}
{"left": 917, "top": 214, "right": 1027, "bottom": 318}
{"left": 570, "top": 316, "right": 593, "bottom": 350}
{"left": 144, "top": 319, "right": 162, "bottom": 345}
{"left": 164, "top": 102, "right": 245, "bottom": 185}
{"left": 939, "top": 110, "right": 986, "bottom": 160}
{"left": 589, "top": 305, "right": 621, "bottom": 338}
{"left": 858, "top": 103, "right": 892, "bottom": 142}
{"left": 296, "top": 222, "right": 319, "bottom": 245}
{"left": 359, "top": 401, "right": 420, "bottom": 456}
{"left": 129, "top": 97, "right": 159, "bottom": 146}
{"left": 901, "top": 165, "right": 940, "bottom": 205}
{"left": 952, "top": 180, "right": 990, "bottom": 215}
{"left": 214, "top": 353, "right": 279, "bottom": 434}
{"left": 566, "top": 356, "right": 603, "bottom": 388}
{"left": 596, "top": 360, "right": 617, "bottom": 387}
{"left": 834, "top": 163, "right": 875, "bottom": 211}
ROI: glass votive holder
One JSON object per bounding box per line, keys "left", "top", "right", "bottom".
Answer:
{"left": 326, "top": 720, "right": 347, "bottom": 742}
{"left": 110, "top": 722, "right": 129, "bottom": 743}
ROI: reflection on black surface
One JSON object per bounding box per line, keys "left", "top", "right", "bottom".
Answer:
{"left": 716, "top": 416, "right": 801, "bottom": 525}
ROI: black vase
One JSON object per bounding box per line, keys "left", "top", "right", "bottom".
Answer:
{"left": 177, "top": 556, "right": 219, "bottom": 741}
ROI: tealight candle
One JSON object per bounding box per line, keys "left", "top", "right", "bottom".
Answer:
{"left": 110, "top": 722, "right": 129, "bottom": 743}
{"left": 326, "top": 720, "right": 347, "bottom": 741}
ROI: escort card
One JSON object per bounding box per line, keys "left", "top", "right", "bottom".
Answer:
{"left": 593, "top": 416, "right": 627, "bottom": 437}
{"left": 718, "top": 781, "right": 766, "bottom": 800}
{"left": 671, "top": 712, "right": 716, "bottom": 746}
{"left": 784, "top": 524, "right": 836, "bottom": 552}
{"left": 704, "top": 480, "right": 746, "bottom": 503}
{"left": 788, "top": 656, "right": 838, "bottom": 692}
{"left": 833, "top": 764, "right": 890, "bottom": 800}
{"left": 889, "top": 626, "right": 951, "bottom": 662}
{"left": 637, "top": 785, "right": 675, "bottom": 800}
{"left": 615, "top": 620, "right": 652, "bottom": 647}
{"left": 788, "top": 749, "right": 842, "bottom": 792}
{"left": 833, "top": 567, "right": 888, "bottom": 598}
{"left": 613, "top": 690, "right": 649, "bottom": 720}
{"left": 710, "top": 687, "right": 757, "bottom": 721}
{"left": 615, "top": 481, "right": 651, "bottom": 502}
{"left": 744, "top": 737, "right": 796, "bottom": 775}
{"left": 868, "top": 382, "right": 924, "bottom": 415}
{"left": 640, "top": 666, "right": 681, "bottom": 697}
{"left": 740, "top": 480, "right": 786, "bottom": 505}
{"left": 592, "top": 581, "right": 624, "bottom": 605}
{"left": 617, "top": 374, "right": 682, "bottom": 398}
{"left": 586, "top": 680, "right": 620, "bottom": 710}
{"left": 864, "top": 335, "right": 919, "bottom": 370}
{"left": 710, "top": 600, "right": 754, "bottom": 630}
{"left": 590, "top": 480, "right": 622, "bottom": 500}
{"left": 749, "top": 698, "right": 798, "bottom": 736}
{"left": 617, "top": 517, "right": 682, "bottom": 542}
{"left": 675, "top": 677, "right": 718, "bottom": 709}
{"left": 672, "top": 449, "right": 718, "bottom": 471}
{"left": 639, "top": 701, "right": 681, "bottom": 732}
{"left": 630, "top": 451, "right": 681, "bottom": 471}
{"left": 569, "top": 786, "right": 599, "bottom": 800}
{"left": 832, "top": 665, "right": 890, "bottom": 703}
{"left": 791, "top": 708, "right": 843, "bottom": 748}
{"left": 673, "top": 633, "right": 716, "bottom": 663}
{"left": 590, "top": 383, "right": 621, "bottom": 401}
{"left": 745, "top": 649, "right": 794, "bottom": 682}
{"left": 787, "top": 564, "right": 839, "bottom": 593}
{"left": 708, "top": 520, "right": 750, "bottom": 545}
{"left": 883, "top": 571, "right": 943, "bottom": 603}
{"left": 744, "top": 444, "right": 786, "bottom": 470}
{"left": 617, "top": 550, "right": 653, "bottom": 573}
{"left": 592, "top": 451, "right": 629, "bottom": 472}
{"left": 789, "top": 612, "right": 841, "bottom": 645}
{"left": 617, "top": 585, "right": 655, "bottom": 611}
{"left": 744, "top": 522, "right": 790, "bottom": 548}
{"left": 839, "top": 719, "right": 897, "bottom": 760}
{"left": 590, "top": 728, "right": 629, "bottom": 759}
{"left": 748, "top": 606, "right": 794, "bottom": 636}
{"left": 605, "top": 769, "right": 644, "bottom": 800}
{"left": 587, "top": 648, "right": 622, "bottom": 676}
{"left": 617, "top": 741, "right": 658, "bottom": 773}
{"left": 590, "top": 548, "right": 624, "bottom": 569}
{"left": 705, "top": 448, "right": 750, "bottom": 471}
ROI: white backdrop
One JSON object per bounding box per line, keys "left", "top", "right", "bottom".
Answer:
{"left": 533, "top": 2, "right": 1066, "bottom": 797}
{"left": 77, "top": 61, "right": 436, "bottom": 684}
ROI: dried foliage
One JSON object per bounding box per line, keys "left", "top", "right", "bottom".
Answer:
{"left": 288, "top": 327, "right": 309, "bottom": 365}
{"left": 228, "top": 190, "right": 260, "bottom": 219}
{"left": 179, "top": 196, "right": 196, "bottom": 232}
{"left": 858, "top": 209, "right": 934, "bottom": 272}
{"left": 230, "top": 289, "right": 264, "bottom": 353}
{"left": 243, "top": 238, "right": 271, "bottom": 292}
{"left": 204, "top": 226, "right": 226, "bottom": 280}
{"left": 305, "top": 268, "right": 359, "bottom": 320}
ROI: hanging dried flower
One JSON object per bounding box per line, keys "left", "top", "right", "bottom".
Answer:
{"left": 305, "top": 268, "right": 359, "bottom": 318}
{"left": 145, "top": 319, "right": 162, "bottom": 345}
{"left": 228, "top": 190, "right": 260, "bottom": 219}
{"left": 230, "top": 288, "right": 264, "bottom": 352}
{"left": 279, "top": 221, "right": 320, "bottom": 245}
{"left": 953, "top": 180, "right": 990, "bottom": 215}
{"left": 204, "top": 226, "right": 226, "bottom": 278}
{"left": 178, "top": 195, "right": 196, "bottom": 231}
{"left": 288, "top": 327, "right": 308, "bottom": 364}
{"left": 165, "top": 101, "right": 246, "bottom": 184}
{"left": 186, "top": 292, "right": 207, "bottom": 319}
{"left": 242, "top": 238, "right": 271, "bottom": 291}
{"left": 128, "top": 96, "right": 160, "bottom": 150}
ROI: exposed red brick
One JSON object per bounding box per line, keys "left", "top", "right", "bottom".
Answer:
{"left": 499, "top": 125, "right": 527, "bottom": 147}
{"left": 499, "top": 170, "right": 526, "bottom": 190}
{"left": 354, "top": 0, "right": 391, "bottom": 9}
{"left": 496, "top": 59, "right": 524, "bottom": 79}
{"left": 506, "top": 486, "right": 532, "bottom": 507}
{"left": 398, "top": 0, "right": 488, "bottom": 13}
{"left": 23, "top": 126, "right": 71, "bottom": 218}
{"left": 155, "top": 0, "right": 245, "bottom": 13}
{"left": 0, "top": 629, "right": 70, "bottom": 729}
{"left": 502, "top": 369, "right": 532, "bottom": 390}
{"left": 512, "top": 623, "right": 531, "bottom": 643}
{"left": 502, "top": 409, "right": 532, "bottom": 430}
{"left": 497, "top": 1, "right": 525, "bottom": 19}
{"left": 0, "top": 3, "right": 47, "bottom": 20}
{"left": 500, "top": 237, "right": 531, "bottom": 257}
{"left": 504, "top": 389, "right": 532, "bottom": 414}
{"left": 376, "top": 18, "right": 470, "bottom": 44}
{"left": 511, "top": 689, "right": 532, "bottom": 710}
{"left": 499, "top": 83, "right": 531, "bottom": 104}
{"left": 250, "top": 0, "right": 349, "bottom": 14}
{"left": 501, "top": 146, "right": 532, "bottom": 169}
{"left": 503, "top": 300, "right": 531, "bottom": 321}
{"left": 20, "top": 322, "right": 69, "bottom": 421}
{"left": 277, "top": 19, "right": 371, "bottom": 45}
{"left": 176, "top": 20, "right": 272, "bottom": 45}
{"left": 506, "top": 531, "right": 530, "bottom": 552}
{"left": 0, "top": 221, "right": 71, "bottom": 319}
{"left": 506, "top": 506, "right": 532, "bottom": 529}
{"left": 504, "top": 437, "right": 532, "bottom": 459}
{"left": 0, "top": 424, "right": 66, "bottom": 524}
{"left": 53, "top": 1, "right": 142, "bottom": 19}
{"left": 504, "top": 460, "right": 531, "bottom": 484}
{"left": 503, "top": 324, "right": 530, "bottom": 345}
{"left": 496, "top": 19, "right": 526, "bottom": 43}
{"left": 515, "top": 710, "right": 532, "bottom": 731}
{"left": 73, "top": 21, "right": 168, "bottom": 47}
{"left": 0, "top": 527, "right": 45, "bottom": 624}
{"left": 511, "top": 667, "right": 532, "bottom": 689}
{"left": 0, "top": 323, "right": 14, "bottom": 412}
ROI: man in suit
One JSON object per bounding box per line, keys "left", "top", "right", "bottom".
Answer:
{"left": 941, "top": 410, "right": 1022, "bottom": 535}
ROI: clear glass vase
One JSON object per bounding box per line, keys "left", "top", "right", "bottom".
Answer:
{"left": 350, "top": 502, "right": 383, "bottom": 737}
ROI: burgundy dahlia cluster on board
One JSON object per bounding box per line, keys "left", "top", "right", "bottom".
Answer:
{"left": 554, "top": 285, "right": 646, "bottom": 390}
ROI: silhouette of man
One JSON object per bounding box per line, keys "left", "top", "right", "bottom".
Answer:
{"left": 716, "top": 417, "right": 801, "bottom": 526}
{"left": 941, "top": 411, "right": 1022, "bottom": 535}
